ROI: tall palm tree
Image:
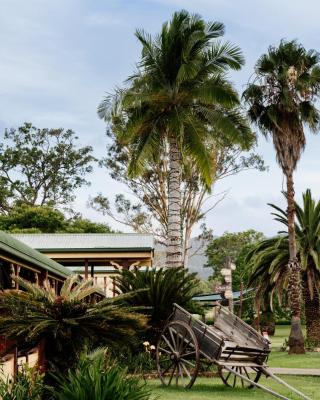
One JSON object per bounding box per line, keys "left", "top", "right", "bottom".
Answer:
{"left": 98, "top": 10, "right": 254, "bottom": 267}
{"left": 246, "top": 190, "right": 320, "bottom": 346}
{"left": 243, "top": 40, "right": 320, "bottom": 353}
{"left": 0, "top": 276, "right": 146, "bottom": 377}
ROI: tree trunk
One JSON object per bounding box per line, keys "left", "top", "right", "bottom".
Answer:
{"left": 286, "top": 171, "right": 305, "bottom": 354}
{"left": 302, "top": 273, "right": 320, "bottom": 346}
{"left": 166, "top": 135, "right": 182, "bottom": 267}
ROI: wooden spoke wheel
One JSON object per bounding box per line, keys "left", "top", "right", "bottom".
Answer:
{"left": 218, "top": 365, "right": 262, "bottom": 389}
{"left": 156, "top": 320, "right": 200, "bottom": 389}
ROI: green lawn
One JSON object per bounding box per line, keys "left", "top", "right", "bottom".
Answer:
{"left": 147, "top": 326, "right": 320, "bottom": 399}
{"left": 148, "top": 376, "right": 320, "bottom": 399}
{"left": 268, "top": 325, "right": 320, "bottom": 368}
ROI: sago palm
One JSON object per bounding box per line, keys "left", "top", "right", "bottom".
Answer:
{"left": 243, "top": 40, "right": 320, "bottom": 353}
{"left": 246, "top": 190, "right": 320, "bottom": 345}
{"left": 0, "top": 275, "right": 147, "bottom": 376}
{"left": 115, "top": 267, "right": 202, "bottom": 341}
{"left": 98, "top": 10, "right": 254, "bottom": 267}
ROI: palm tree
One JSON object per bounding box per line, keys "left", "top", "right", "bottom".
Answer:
{"left": 246, "top": 190, "right": 320, "bottom": 346}
{"left": 243, "top": 40, "right": 320, "bottom": 353}
{"left": 98, "top": 10, "right": 254, "bottom": 267}
{"left": 0, "top": 276, "right": 146, "bottom": 376}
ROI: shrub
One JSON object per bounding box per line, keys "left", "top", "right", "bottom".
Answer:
{"left": 0, "top": 365, "right": 44, "bottom": 400}
{"left": 53, "top": 349, "right": 152, "bottom": 400}
{"left": 0, "top": 276, "right": 147, "bottom": 379}
{"left": 115, "top": 267, "right": 203, "bottom": 341}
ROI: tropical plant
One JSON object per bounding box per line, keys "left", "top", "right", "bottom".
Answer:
{"left": 0, "top": 276, "right": 147, "bottom": 378}
{"left": 243, "top": 40, "right": 320, "bottom": 353}
{"left": 115, "top": 267, "right": 202, "bottom": 341}
{"left": 98, "top": 10, "right": 254, "bottom": 267}
{"left": 53, "top": 349, "right": 152, "bottom": 400}
{"left": 246, "top": 190, "right": 320, "bottom": 345}
{"left": 0, "top": 365, "right": 44, "bottom": 400}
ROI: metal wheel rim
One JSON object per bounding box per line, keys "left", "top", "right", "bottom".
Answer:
{"left": 156, "top": 320, "right": 200, "bottom": 389}
{"left": 218, "top": 365, "right": 262, "bottom": 389}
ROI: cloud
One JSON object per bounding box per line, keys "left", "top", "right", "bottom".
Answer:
{"left": 86, "top": 13, "right": 126, "bottom": 27}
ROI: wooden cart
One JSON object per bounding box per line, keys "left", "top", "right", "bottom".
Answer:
{"left": 156, "top": 304, "right": 311, "bottom": 400}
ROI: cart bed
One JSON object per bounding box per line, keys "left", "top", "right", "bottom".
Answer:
{"left": 172, "top": 303, "right": 270, "bottom": 365}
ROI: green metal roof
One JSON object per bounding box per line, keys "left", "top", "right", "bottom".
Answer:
{"left": 0, "top": 231, "right": 72, "bottom": 279}
{"left": 12, "top": 233, "right": 154, "bottom": 251}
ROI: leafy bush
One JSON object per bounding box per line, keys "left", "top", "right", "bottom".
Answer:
{"left": 0, "top": 276, "right": 147, "bottom": 379}
{"left": 0, "top": 365, "right": 44, "bottom": 400}
{"left": 53, "top": 349, "right": 152, "bottom": 400}
{"left": 115, "top": 267, "right": 202, "bottom": 340}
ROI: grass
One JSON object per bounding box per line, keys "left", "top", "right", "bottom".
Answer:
{"left": 147, "top": 325, "right": 320, "bottom": 399}
{"left": 147, "top": 376, "right": 320, "bottom": 399}
{"left": 268, "top": 325, "right": 320, "bottom": 368}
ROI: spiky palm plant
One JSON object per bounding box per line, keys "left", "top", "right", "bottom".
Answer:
{"left": 0, "top": 276, "right": 147, "bottom": 376}
{"left": 246, "top": 190, "right": 320, "bottom": 345}
{"left": 115, "top": 267, "right": 202, "bottom": 341}
{"left": 243, "top": 40, "right": 320, "bottom": 353}
{"left": 98, "top": 10, "right": 254, "bottom": 267}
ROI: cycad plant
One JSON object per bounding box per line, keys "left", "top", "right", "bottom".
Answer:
{"left": 115, "top": 267, "right": 202, "bottom": 341}
{"left": 246, "top": 190, "right": 320, "bottom": 345}
{"left": 0, "top": 276, "right": 146, "bottom": 377}
{"left": 98, "top": 10, "right": 254, "bottom": 267}
{"left": 243, "top": 40, "right": 320, "bottom": 353}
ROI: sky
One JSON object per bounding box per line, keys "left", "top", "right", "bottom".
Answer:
{"left": 1, "top": 0, "right": 320, "bottom": 237}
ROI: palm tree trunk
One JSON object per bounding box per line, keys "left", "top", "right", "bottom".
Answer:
{"left": 166, "top": 134, "right": 182, "bottom": 267}
{"left": 302, "top": 273, "right": 320, "bottom": 346}
{"left": 286, "top": 171, "right": 305, "bottom": 354}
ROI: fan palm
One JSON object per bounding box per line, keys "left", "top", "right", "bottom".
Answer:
{"left": 243, "top": 40, "right": 320, "bottom": 353}
{"left": 0, "top": 275, "right": 147, "bottom": 377}
{"left": 246, "top": 190, "right": 320, "bottom": 345}
{"left": 98, "top": 10, "right": 254, "bottom": 267}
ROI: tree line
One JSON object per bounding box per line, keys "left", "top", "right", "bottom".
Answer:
{"left": 1, "top": 9, "right": 320, "bottom": 354}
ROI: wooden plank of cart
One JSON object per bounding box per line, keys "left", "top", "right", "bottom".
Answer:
{"left": 156, "top": 304, "right": 311, "bottom": 400}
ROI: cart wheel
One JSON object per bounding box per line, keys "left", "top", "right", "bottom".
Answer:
{"left": 218, "top": 366, "right": 261, "bottom": 389}
{"left": 156, "top": 320, "right": 200, "bottom": 389}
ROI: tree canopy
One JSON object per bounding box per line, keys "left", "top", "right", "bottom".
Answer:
{"left": 0, "top": 123, "right": 96, "bottom": 211}
{"left": 0, "top": 204, "right": 113, "bottom": 233}
{"left": 205, "top": 229, "right": 264, "bottom": 288}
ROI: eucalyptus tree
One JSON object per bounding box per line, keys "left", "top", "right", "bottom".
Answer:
{"left": 0, "top": 123, "right": 95, "bottom": 211}
{"left": 246, "top": 190, "right": 320, "bottom": 346}
{"left": 98, "top": 10, "right": 254, "bottom": 267}
{"left": 243, "top": 40, "right": 320, "bottom": 353}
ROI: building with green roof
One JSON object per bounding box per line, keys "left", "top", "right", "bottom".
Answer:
{"left": 0, "top": 231, "right": 71, "bottom": 292}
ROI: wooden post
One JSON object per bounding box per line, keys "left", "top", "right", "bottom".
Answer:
{"left": 90, "top": 264, "right": 94, "bottom": 278}
{"left": 122, "top": 260, "right": 130, "bottom": 270}
{"left": 38, "top": 338, "right": 46, "bottom": 374}
{"left": 112, "top": 277, "right": 116, "bottom": 297}
{"left": 39, "top": 271, "right": 48, "bottom": 288}
{"left": 13, "top": 264, "right": 21, "bottom": 289}
{"left": 104, "top": 276, "right": 107, "bottom": 296}
{"left": 84, "top": 259, "right": 88, "bottom": 280}
{"left": 13, "top": 347, "right": 18, "bottom": 380}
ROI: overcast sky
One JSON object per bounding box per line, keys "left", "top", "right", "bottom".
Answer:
{"left": 1, "top": 0, "right": 320, "bottom": 237}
